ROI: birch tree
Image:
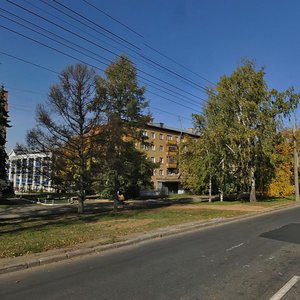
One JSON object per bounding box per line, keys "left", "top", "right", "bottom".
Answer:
{"left": 182, "top": 61, "right": 299, "bottom": 201}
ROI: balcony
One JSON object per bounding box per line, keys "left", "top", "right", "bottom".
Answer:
{"left": 166, "top": 163, "right": 177, "bottom": 168}
{"left": 166, "top": 150, "right": 177, "bottom": 156}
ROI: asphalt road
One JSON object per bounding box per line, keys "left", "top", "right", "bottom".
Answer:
{"left": 1, "top": 206, "right": 300, "bottom": 300}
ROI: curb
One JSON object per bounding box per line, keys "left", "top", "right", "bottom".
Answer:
{"left": 1, "top": 202, "right": 299, "bottom": 275}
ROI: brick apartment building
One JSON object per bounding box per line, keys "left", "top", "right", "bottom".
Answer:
{"left": 141, "top": 123, "right": 199, "bottom": 195}
{"left": 8, "top": 122, "right": 199, "bottom": 195}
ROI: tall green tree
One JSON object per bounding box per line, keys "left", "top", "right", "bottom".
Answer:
{"left": 0, "top": 85, "right": 11, "bottom": 197}
{"left": 94, "top": 55, "right": 154, "bottom": 210}
{"left": 181, "top": 61, "right": 299, "bottom": 201}
{"left": 27, "top": 64, "right": 101, "bottom": 213}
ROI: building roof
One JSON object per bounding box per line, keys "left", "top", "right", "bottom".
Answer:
{"left": 146, "top": 122, "right": 200, "bottom": 137}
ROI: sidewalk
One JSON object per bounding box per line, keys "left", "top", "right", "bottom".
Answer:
{"left": 1, "top": 201, "right": 298, "bottom": 275}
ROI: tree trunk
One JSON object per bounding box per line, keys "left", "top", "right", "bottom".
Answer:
{"left": 113, "top": 192, "right": 118, "bottom": 212}
{"left": 220, "top": 158, "right": 224, "bottom": 202}
{"left": 209, "top": 174, "right": 212, "bottom": 203}
{"left": 78, "top": 196, "right": 85, "bottom": 214}
{"left": 249, "top": 167, "right": 256, "bottom": 202}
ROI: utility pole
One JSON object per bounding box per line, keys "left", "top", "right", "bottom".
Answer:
{"left": 293, "top": 115, "right": 299, "bottom": 202}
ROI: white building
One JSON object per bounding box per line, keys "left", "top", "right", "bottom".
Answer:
{"left": 8, "top": 149, "right": 54, "bottom": 193}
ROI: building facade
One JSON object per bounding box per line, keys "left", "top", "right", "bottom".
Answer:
{"left": 7, "top": 122, "right": 199, "bottom": 195}
{"left": 8, "top": 149, "right": 53, "bottom": 193}
{"left": 141, "top": 123, "right": 199, "bottom": 195}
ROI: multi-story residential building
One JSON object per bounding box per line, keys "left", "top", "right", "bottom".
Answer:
{"left": 141, "top": 122, "right": 199, "bottom": 195}
{"left": 8, "top": 149, "right": 53, "bottom": 193}
{"left": 8, "top": 122, "right": 199, "bottom": 195}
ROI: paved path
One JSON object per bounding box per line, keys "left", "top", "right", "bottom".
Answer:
{"left": 1, "top": 205, "right": 300, "bottom": 299}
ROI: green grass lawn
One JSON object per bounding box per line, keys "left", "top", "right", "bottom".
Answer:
{"left": 0, "top": 207, "right": 245, "bottom": 258}
{"left": 0, "top": 197, "right": 296, "bottom": 258}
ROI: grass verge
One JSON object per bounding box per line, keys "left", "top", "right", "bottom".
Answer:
{"left": 0, "top": 197, "right": 295, "bottom": 258}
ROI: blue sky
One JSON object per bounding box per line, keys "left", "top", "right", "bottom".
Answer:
{"left": 1, "top": 0, "right": 300, "bottom": 150}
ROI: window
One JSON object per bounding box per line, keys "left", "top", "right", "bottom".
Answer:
{"left": 153, "top": 169, "right": 157, "bottom": 176}
{"left": 159, "top": 170, "right": 164, "bottom": 176}
{"left": 168, "top": 145, "right": 177, "bottom": 152}
{"left": 151, "top": 144, "right": 155, "bottom": 151}
{"left": 159, "top": 133, "right": 164, "bottom": 140}
{"left": 167, "top": 169, "right": 177, "bottom": 176}
{"left": 166, "top": 135, "right": 172, "bottom": 141}
{"left": 159, "top": 145, "right": 163, "bottom": 152}
{"left": 151, "top": 157, "right": 155, "bottom": 163}
{"left": 159, "top": 157, "right": 164, "bottom": 163}
{"left": 142, "top": 131, "right": 148, "bottom": 137}
{"left": 150, "top": 132, "right": 155, "bottom": 139}
{"left": 141, "top": 144, "right": 148, "bottom": 150}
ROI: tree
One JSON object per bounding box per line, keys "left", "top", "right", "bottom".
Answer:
{"left": 182, "top": 61, "right": 299, "bottom": 202}
{"left": 268, "top": 128, "right": 300, "bottom": 197}
{"left": 0, "top": 85, "right": 11, "bottom": 198}
{"left": 94, "top": 55, "right": 154, "bottom": 211}
{"left": 27, "top": 64, "right": 101, "bottom": 213}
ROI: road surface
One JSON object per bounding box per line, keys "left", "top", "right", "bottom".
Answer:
{"left": 1, "top": 205, "right": 300, "bottom": 299}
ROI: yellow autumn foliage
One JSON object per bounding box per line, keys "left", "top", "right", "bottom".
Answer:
{"left": 266, "top": 128, "right": 300, "bottom": 197}
{"left": 267, "top": 163, "right": 294, "bottom": 197}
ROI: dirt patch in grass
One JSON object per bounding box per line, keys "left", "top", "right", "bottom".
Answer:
{"left": 167, "top": 204, "right": 267, "bottom": 212}
{"left": 96, "top": 218, "right": 153, "bottom": 230}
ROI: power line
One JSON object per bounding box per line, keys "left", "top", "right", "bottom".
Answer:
{"left": 38, "top": 0, "right": 209, "bottom": 96}
{"left": 51, "top": 0, "right": 140, "bottom": 51}
{"left": 143, "top": 43, "right": 216, "bottom": 86}
{"left": 140, "top": 79, "right": 207, "bottom": 107}
{"left": 78, "top": 0, "right": 215, "bottom": 86}
{"left": 5, "top": 1, "right": 120, "bottom": 57}
{"left": 0, "top": 19, "right": 202, "bottom": 107}
{"left": 147, "top": 91, "right": 197, "bottom": 111}
{"left": 82, "top": 0, "right": 144, "bottom": 38}
{"left": 30, "top": 0, "right": 207, "bottom": 96}
{"left": 1, "top": 5, "right": 206, "bottom": 106}
{"left": 0, "top": 50, "right": 203, "bottom": 113}
{"left": 23, "top": 0, "right": 135, "bottom": 56}
{"left": 5, "top": 84, "right": 194, "bottom": 125}
{"left": 4, "top": 1, "right": 204, "bottom": 101}
{"left": 0, "top": 24, "right": 106, "bottom": 72}
{"left": 0, "top": 50, "right": 58, "bottom": 74}
{"left": 38, "top": 0, "right": 138, "bottom": 54}
{"left": 0, "top": 11, "right": 110, "bottom": 67}
{"left": 150, "top": 106, "right": 193, "bottom": 122}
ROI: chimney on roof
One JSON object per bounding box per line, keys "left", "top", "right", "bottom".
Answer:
{"left": 159, "top": 122, "right": 164, "bottom": 128}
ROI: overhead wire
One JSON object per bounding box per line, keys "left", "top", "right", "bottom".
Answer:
{"left": 0, "top": 19, "right": 203, "bottom": 107}
{"left": 0, "top": 24, "right": 107, "bottom": 72}
{"left": 37, "top": 0, "right": 138, "bottom": 54}
{"left": 4, "top": 0, "right": 205, "bottom": 102}
{"left": 0, "top": 50, "right": 205, "bottom": 113}
{"left": 1, "top": 3, "right": 207, "bottom": 107}
{"left": 23, "top": 0, "right": 135, "bottom": 56}
{"left": 23, "top": 0, "right": 208, "bottom": 98}
{"left": 82, "top": 0, "right": 144, "bottom": 38}
{"left": 36, "top": 0, "right": 210, "bottom": 95}
{"left": 51, "top": 0, "right": 140, "bottom": 51}
{"left": 0, "top": 12, "right": 110, "bottom": 67}
{"left": 6, "top": 84, "right": 192, "bottom": 124}
{"left": 80, "top": 0, "right": 215, "bottom": 86}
